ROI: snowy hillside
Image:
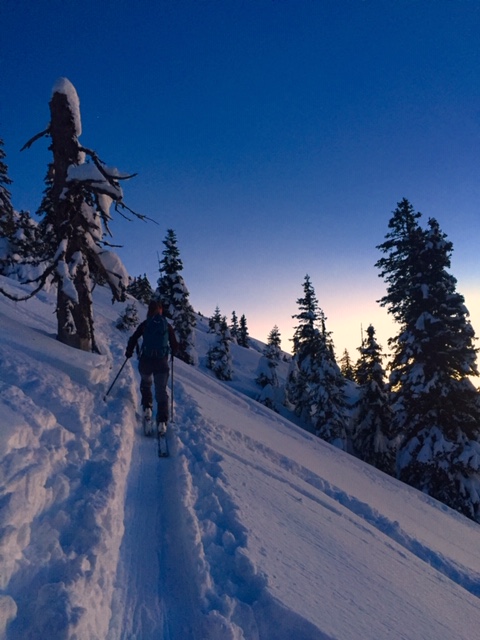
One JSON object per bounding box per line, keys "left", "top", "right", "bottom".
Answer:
{"left": 1, "top": 275, "right": 480, "bottom": 640}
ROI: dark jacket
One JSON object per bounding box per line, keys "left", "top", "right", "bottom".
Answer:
{"left": 126, "top": 317, "right": 178, "bottom": 359}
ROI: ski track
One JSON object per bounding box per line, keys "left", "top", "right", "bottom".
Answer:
{"left": 107, "top": 420, "right": 206, "bottom": 640}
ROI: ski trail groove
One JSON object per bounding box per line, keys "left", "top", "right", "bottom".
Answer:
{"left": 172, "top": 379, "right": 327, "bottom": 640}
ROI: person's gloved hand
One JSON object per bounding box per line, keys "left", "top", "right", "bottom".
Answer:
{"left": 125, "top": 349, "right": 133, "bottom": 359}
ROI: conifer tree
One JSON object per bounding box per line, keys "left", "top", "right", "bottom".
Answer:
{"left": 376, "top": 200, "right": 480, "bottom": 520}
{"left": 308, "top": 310, "right": 349, "bottom": 449}
{"left": 291, "top": 274, "right": 319, "bottom": 359}
{"left": 286, "top": 275, "right": 348, "bottom": 449}
{"left": 156, "top": 229, "right": 197, "bottom": 364}
{"left": 207, "top": 314, "right": 233, "bottom": 380}
{"left": 238, "top": 314, "right": 250, "bottom": 348}
{"left": 230, "top": 310, "right": 239, "bottom": 343}
{"left": 116, "top": 301, "right": 139, "bottom": 331}
{"left": 339, "top": 349, "right": 355, "bottom": 381}
{"left": 209, "top": 306, "right": 223, "bottom": 333}
{"left": 256, "top": 325, "right": 282, "bottom": 411}
{"left": 0, "top": 137, "right": 15, "bottom": 272}
{"left": 1, "top": 79, "right": 141, "bottom": 352}
{"left": 352, "top": 325, "right": 395, "bottom": 474}
{"left": 127, "top": 274, "right": 153, "bottom": 305}
{"left": 256, "top": 325, "right": 282, "bottom": 388}
{"left": 0, "top": 138, "right": 37, "bottom": 278}
{"left": 285, "top": 275, "right": 320, "bottom": 416}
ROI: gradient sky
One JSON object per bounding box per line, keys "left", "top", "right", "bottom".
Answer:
{"left": 1, "top": 0, "right": 479, "bottom": 359}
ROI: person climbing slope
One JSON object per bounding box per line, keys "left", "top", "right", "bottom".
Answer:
{"left": 125, "top": 300, "right": 178, "bottom": 435}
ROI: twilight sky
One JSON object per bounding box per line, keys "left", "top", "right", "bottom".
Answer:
{"left": 1, "top": 0, "right": 479, "bottom": 359}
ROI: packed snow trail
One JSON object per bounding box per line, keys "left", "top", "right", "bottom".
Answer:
{"left": 107, "top": 421, "right": 205, "bottom": 639}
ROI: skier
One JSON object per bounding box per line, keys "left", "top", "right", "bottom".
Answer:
{"left": 125, "top": 300, "right": 178, "bottom": 433}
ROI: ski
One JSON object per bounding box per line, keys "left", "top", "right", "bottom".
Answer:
{"left": 157, "top": 423, "right": 170, "bottom": 458}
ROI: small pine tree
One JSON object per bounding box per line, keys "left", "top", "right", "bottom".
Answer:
{"left": 0, "top": 138, "right": 38, "bottom": 279}
{"left": 238, "top": 314, "right": 249, "bottom": 348}
{"left": 230, "top": 310, "right": 239, "bottom": 343}
{"left": 352, "top": 325, "right": 396, "bottom": 474}
{"left": 256, "top": 325, "right": 282, "bottom": 388}
{"left": 256, "top": 326, "right": 282, "bottom": 411}
{"left": 209, "top": 306, "right": 223, "bottom": 333}
{"left": 308, "top": 311, "right": 349, "bottom": 449}
{"left": 116, "top": 301, "right": 139, "bottom": 331}
{"left": 339, "top": 349, "right": 355, "bottom": 381}
{"left": 0, "top": 137, "right": 15, "bottom": 275}
{"left": 127, "top": 274, "right": 154, "bottom": 305}
{"left": 286, "top": 275, "right": 348, "bottom": 449}
{"left": 207, "top": 315, "right": 233, "bottom": 381}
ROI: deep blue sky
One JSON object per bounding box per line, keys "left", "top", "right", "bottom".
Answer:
{"left": 1, "top": 0, "right": 479, "bottom": 357}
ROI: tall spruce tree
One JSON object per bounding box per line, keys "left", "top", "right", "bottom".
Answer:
{"left": 352, "top": 324, "right": 396, "bottom": 474}
{"left": 1, "top": 79, "right": 141, "bottom": 352}
{"left": 156, "top": 229, "right": 197, "bottom": 364}
{"left": 376, "top": 200, "right": 480, "bottom": 521}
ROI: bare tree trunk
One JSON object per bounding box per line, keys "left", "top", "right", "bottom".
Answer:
{"left": 49, "top": 88, "right": 94, "bottom": 351}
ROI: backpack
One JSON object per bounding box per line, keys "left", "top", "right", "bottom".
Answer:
{"left": 141, "top": 315, "right": 170, "bottom": 358}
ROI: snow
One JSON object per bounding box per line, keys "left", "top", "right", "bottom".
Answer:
{"left": 52, "top": 78, "right": 82, "bottom": 137}
{"left": 1, "top": 274, "right": 480, "bottom": 639}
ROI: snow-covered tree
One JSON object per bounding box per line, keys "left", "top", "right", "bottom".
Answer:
{"left": 352, "top": 324, "right": 396, "bottom": 474}
{"left": 339, "top": 349, "right": 355, "bottom": 381}
{"left": 291, "top": 274, "right": 318, "bottom": 360}
{"left": 116, "top": 301, "right": 139, "bottom": 331}
{"left": 307, "top": 310, "right": 349, "bottom": 449}
{"left": 256, "top": 325, "right": 282, "bottom": 411}
{"left": 286, "top": 275, "right": 348, "bottom": 449}
{"left": 256, "top": 325, "right": 282, "bottom": 387}
{"left": 209, "top": 306, "right": 223, "bottom": 333}
{"left": 0, "top": 78, "right": 142, "bottom": 352}
{"left": 230, "top": 310, "right": 239, "bottom": 343}
{"left": 127, "top": 274, "right": 154, "bottom": 305}
{"left": 0, "top": 137, "right": 15, "bottom": 274}
{"left": 0, "top": 138, "right": 38, "bottom": 279}
{"left": 207, "top": 314, "right": 233, "bottom": 381}
{"left": 377, "top": 200, "right": 480, "bottom": 521}
{"left": 155, "top": 229, "right": 197, "bottom": 364}
{"left": 238, "top": 314, "right": 250, "bottom": 348}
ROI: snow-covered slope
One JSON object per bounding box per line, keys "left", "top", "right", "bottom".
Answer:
{"left": 1, "top": 276, "right": 480, "bottom": 640}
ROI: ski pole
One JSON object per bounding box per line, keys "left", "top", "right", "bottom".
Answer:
{"left": 170, "top": 354, "right": 174, "bottom": 423}
{"left": 104, "top": 357, "right": 128, "bottom": 401}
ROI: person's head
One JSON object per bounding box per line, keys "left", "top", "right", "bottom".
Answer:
{"left": 147, "top": 300, "right": 163, "bottom": 317}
